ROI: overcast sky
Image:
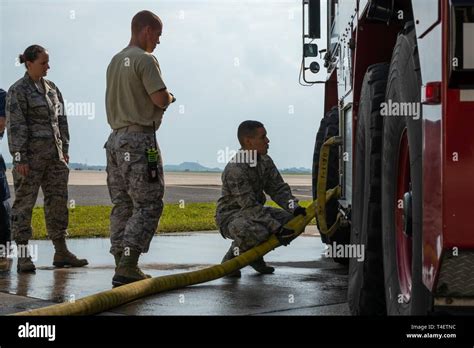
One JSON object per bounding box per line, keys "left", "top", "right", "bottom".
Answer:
{"left": 0, "top": 0, "right": 327, "bottom": 169}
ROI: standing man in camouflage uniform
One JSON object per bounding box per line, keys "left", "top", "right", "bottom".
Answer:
{"left": 6, "top": 45, "right": 88, "bottom": 272}
{"left": 215, "top": 121, "right": 306, "bottom": 277}
{"left": 105, "top": 10, "right": 175, "bottom": 287}
{"left": 0, "top": 88, "right": 12, "bottom": 271}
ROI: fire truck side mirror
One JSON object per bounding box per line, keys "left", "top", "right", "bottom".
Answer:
{"left": 309, "top": 61, "right": 320, "bottom": 74}
{"left": 308, "top": 0, "right": 321, "bottom": 39}
{"left": 304, "top": 43, "right": 319, "bottom": 57}
{"left": 302, "top": 0, "right": 325, "bottom": 83}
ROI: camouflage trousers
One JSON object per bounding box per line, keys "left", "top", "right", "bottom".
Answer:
{"left": 11, "top": 157, "right": 69, "bottom": 242}
{"left": 105, "top": 130, "right": 164, "bottom": 255}
{"left": 221, "top": 207, "right": 293, "bottom": 254}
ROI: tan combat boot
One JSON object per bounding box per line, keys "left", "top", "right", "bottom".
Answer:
{"left": 250, "top": 257, "right": 275, "bottom": 274}
{"left": 52, "top": 238, "right": 88, "bottom": 268}
{"left": 112, "top": 249, "right": 151, "bottom": 287}
{"left": 113, "top": 252, "right": 122, "bottom": 271}
{"left": 16, "top": 241, "right": 36, "bottom": 273}
{"left": 113, "top": 251, "right": 148, "bottom": 275}
{"left": 221, "top": 246, "right": 241, "bottom": 278}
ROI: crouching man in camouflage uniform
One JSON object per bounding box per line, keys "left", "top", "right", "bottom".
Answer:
{"left": 6, "top": 45, "right": 88, "bottom": 272}
{"left": 215, "top": 121, "right": 306, "bottom": 277}
{"left": 105, "top": 10, "right": 175, "bottom": 287}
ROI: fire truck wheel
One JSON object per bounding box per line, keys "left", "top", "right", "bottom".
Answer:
{"left": 382, "top": 23, "right": 433, "bottom": 315}
{"left": 348, "top": 63, "right": 389, "bottom": 315}
{"left": 312, "top": 106, "right": 350, "bottom": 264}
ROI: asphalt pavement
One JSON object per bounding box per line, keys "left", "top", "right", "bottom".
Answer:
{"left": 7, "top": 185, "right": 314, "bottom": 205}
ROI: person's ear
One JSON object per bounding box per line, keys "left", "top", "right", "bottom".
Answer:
{"left": 145, "top": 26, "right": 153, "bottom": 36}
{"left": 244, "top": 136, "right": 252, "bottom": 148}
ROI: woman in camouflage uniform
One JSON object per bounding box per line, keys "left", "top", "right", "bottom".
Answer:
{"left": 6, "top": 45, "right": 87, "bottom": 272}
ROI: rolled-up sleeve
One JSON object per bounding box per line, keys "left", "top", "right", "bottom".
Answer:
{"left": 139, "top": 54, "right": 167, "bottom": 95}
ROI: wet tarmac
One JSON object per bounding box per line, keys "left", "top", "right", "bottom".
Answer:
{"left": 0, "top": 233, "right": 349, "bottom": 315}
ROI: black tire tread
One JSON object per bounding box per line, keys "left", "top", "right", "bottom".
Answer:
{"left": 349, "top": 62, "right": 389, "bottom": 315}
{"left": 382, "top": 22, "right": 433, "bottom": 315}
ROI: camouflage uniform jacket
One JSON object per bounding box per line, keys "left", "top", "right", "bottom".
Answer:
{"left": 6, "top": 72, "right": 69, "bottom": 164}
{"left": 215, "top": 153, "right": 299, "bottom": 234}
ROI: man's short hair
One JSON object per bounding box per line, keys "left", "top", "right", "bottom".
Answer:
{"left": 131, "top": 10, "right": 162, "bottom": 35}
{"left": 237, "top": 120, "right": 264, "bottom": 147}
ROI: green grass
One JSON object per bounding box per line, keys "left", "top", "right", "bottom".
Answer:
{"left": 31, "top": 201, "right": 313, "bottom": 239}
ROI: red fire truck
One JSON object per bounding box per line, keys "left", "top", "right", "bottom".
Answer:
{"left": 302, "top": 0, "right": 474, "bottom": 315}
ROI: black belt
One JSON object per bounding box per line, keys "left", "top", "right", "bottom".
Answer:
{"left": 114, "top": 125, "right": 155, "bottom": 134}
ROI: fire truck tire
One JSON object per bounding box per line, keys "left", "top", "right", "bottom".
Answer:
{"left": 348, "top": 63, "right": 389, "bottom": 315}
{"left": 382, "top": 23, "right": 433, "bottom": 315}
{"left": 312, "top": 106, "right": 350, "bottom": 265}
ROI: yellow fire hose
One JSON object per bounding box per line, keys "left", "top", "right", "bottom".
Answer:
{"left": 13, "top": 137, "right": 342, "bottom": 316}
{"left": 316, "top": 136, "right": 343, "bottom": 236}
